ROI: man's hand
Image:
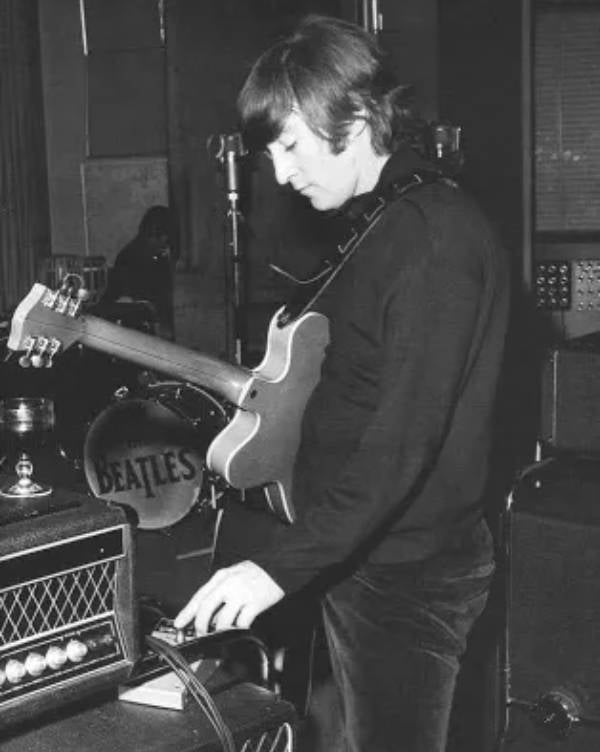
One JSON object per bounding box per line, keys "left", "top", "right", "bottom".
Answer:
{"left": 173, "top": 561, "right": 285, "bottom": 634}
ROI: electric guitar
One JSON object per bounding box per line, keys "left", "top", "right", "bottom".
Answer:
{"left": 7, "top": 283, "right": 330, "bottom": 523}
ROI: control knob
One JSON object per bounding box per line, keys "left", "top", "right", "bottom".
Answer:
{"left": 66, "top": 639, "right": 88, "bottom": 663}
{"left": 46, "top": 645, "right": 68, "bottom": 670}
{"left": 24, "top": 652, "right": 46, "bottom": 677}
{"left": 5, "top": 659, "right": 26, "bottom": 684}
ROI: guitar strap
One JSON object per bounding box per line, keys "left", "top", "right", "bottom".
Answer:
{"left": 277, "top": 168, "right": 448, "bottom": 327}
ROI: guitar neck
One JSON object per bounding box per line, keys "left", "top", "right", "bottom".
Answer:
{"left": 80, "top": 314, "right": 251, "bottom": 405}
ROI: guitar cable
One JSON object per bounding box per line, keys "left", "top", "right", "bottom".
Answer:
{"left": 145, "top": 633, "right": 237, "bottom": 752}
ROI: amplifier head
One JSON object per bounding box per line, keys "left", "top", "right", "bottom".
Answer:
{"left": 0, "top": 491, "right": 138, "bottom": 731}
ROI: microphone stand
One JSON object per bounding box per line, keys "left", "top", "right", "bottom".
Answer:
{"left": 213, "top": 134, "right": 247, "bottom": 507}
{"left": 216, "top": 133, "right": 247, "bottom": 366}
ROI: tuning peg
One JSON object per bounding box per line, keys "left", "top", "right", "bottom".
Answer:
{"left": 30, "top": 336, "right": 50, "bottom": 368}
{"left": 67, "top": 297, "right": 83, "bottom": 317}
{"left": 42, "top": 287, "right": 60, "bottom": 309}
{"left": 18, "top": 337, "right": 36, "bottom": 368}
{"left": 55, "top": 294, "right": 70, "bottom": 314}
{"left": 45, "top": 338, "right": 61, "bottom": 367}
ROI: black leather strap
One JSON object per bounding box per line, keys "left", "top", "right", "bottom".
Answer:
{"left": 277, "top": 168, "right": 444, "bottom": 326}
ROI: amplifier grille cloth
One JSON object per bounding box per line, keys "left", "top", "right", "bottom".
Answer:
{"left": 1, "top": 560, "right": 116, "bottom": 645}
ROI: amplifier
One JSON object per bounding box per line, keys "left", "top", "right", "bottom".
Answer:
{"left": 503, "top": 462, "right": 600, "bottom": 749}
{"left": 0, "top": 491, "right": 137, "bottom": 731}
{"left": 540, "top": 337, "right": 600, "bottom": 454}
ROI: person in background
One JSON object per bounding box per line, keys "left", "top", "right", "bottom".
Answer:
{"left": 175, "top": 15, "right": 510, "bottom": 752}
{"left": 101, "top": 205, "right": 177, "bottom": 340}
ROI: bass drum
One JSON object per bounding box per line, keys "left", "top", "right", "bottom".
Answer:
{"left": 83, "top": 383, "right": 228, "bottom": 529}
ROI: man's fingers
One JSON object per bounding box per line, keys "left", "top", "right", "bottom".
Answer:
{"left": 191, "top": 589, "right": 231, "bottom": 634}
{"left": 173, "top": 599, "right": 198, "bottom": 630}
{"left": 174, "top": 568, "right": 233, "bottom": 629}
{"left": 210, "top": 600, "right": 241, "bottom": 632}
{"left": 173, "top": 587, "right": 207, "bottom": 629}
{"left": 174, "top": 562, "right": 285, "bottom": 634}
{"left": 234, "top": 604, "right": 258, "bottom": 630}
{"left": 174, "top": 582, "right": 219, "bottom": 631}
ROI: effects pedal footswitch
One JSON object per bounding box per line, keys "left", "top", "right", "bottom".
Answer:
{"left": 150, "top": 618, "right": 197, "bottom": 646}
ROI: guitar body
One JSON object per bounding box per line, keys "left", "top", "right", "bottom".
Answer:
{"left": 8, "top": 285, "right": 330, "bottom": 524}
{"left": 206, "top": 310, "right": 330, "bottom": 523}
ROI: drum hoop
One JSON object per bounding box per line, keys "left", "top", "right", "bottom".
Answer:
{"left": 140, "top": 381, "right": 229, "bottom": 427}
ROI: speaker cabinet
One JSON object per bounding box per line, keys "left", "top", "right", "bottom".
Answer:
{"left": 540, "top": 340, "right": 600, "bottom": 455}
{"left": 503, "top": 461, "right": 600, "bottom": 749}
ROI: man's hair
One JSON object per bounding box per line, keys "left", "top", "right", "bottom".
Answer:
{"left": 139, "top": 205, "right": 172, "bottom": 239}
{"left": 137, "top": 205, "right": 180, "bottom": 259}
{"left": 238, "top": 15, "right": 415, "bottom": 156}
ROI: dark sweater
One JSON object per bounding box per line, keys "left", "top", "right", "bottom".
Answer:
{"left": 252, "top": 145, "right": 510, "bottom": 594}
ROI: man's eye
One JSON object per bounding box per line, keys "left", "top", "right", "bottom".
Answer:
{"left": 284, "top": 141, "right": 296, "bottom": 153}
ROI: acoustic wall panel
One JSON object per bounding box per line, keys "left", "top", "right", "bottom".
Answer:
{"left": 81, "top": 156, "right": 168, "bottom": 262}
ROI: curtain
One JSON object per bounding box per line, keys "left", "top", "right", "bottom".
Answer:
{"left": 0, "top": 0, "right": 50, "bottom": 315}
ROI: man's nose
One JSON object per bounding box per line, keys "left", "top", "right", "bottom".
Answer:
{"left": 271, "top": 152, "right": 295, "bottom": 186}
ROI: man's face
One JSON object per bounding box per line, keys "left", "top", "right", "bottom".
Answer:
{"left": 266, "top": 111, "right": 360, "bottom": 211}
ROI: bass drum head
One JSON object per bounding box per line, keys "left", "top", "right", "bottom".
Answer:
{"left": 84, "top": 398, "right": 209, "bottom": 529}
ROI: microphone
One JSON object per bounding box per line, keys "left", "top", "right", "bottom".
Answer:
{"left": 209, "top": 133, "right": 247, "bottom": 196}
{"left": 224, "top": 133, "right": 245, "bottom": 195}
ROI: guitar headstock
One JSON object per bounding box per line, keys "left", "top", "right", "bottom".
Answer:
{"left": 8, "top": 283, "right": 86, "bottom": 368}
